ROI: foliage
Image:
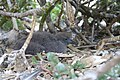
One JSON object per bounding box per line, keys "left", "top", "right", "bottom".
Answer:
{"left": 98, "top": 64, "right": 120, "bottom": 80}
{"left": 0, "top": 0, "right": 120, "bottom": 79}
{"left": 47, "top": 52, "right": 59, "bottom": 65}
{"left": 31, "top": 53, "right": 43, "bottom": 64}
{"left": 31, "top": 52, "right": 85, "bottom": 79}
{"left": 72, "top": 60, "right": 85, "bottom": 70}
{"left": 50, "top": 3, "right": 62, "bottom": 21}
{"left": 0, "top": 0, "right": 37, "bottom": 30}
{"left": 1, "top": 20, "right": 13, "bottom": 30}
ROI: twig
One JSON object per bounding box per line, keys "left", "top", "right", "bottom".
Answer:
{"left": 19, "top": 14, "right": 36, "bottom": 70}
{"left": 39, "top": 0, "right": 60, "bottom": 30}
{"left": 91, "top": 22, "right": 95, "bottom": 43}
{"left": 7, "top": 0, "right": 18, "bottom": 30}
{"left": 96, "top": 35, "right": 120, "bottom": 54}
{"left": 79, "top": 32, "right": 92, "bottom": 44}
{"left": 0, "top": 8, "right": 42, "bottom": 18}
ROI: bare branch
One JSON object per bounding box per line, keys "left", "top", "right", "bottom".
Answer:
{"left": 0, "top": 8, "right": 42, "bottom": 18}
{"left": 7, "top": 0, "right": 18, "bottom": 30}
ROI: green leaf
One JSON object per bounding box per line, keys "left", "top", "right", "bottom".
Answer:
{"left": 69, "top": 69, "right": 77, "bottom": 79}
{"left": 2, "top": 20, "right": 13, "bottom": 31}
{"left": 31, "top": 56, "right": 38, "bottom": 64}
{"left": 47, "top": 52, "right": 59, "bottom": 65}
{"left": 17, "top": 20, "right": 24, "bottom": 30}
{"left": 54, "top": 72, "right": 61, "bottom": 79}
{"left": 55, "top": 62, "right": 66, "bottom": 73}
{"left": 72, "top": 60, "right": 85, "bottom": 69}
{"left": 37, "top": 53, "right": 43, "bottom": 60}
{"left": 50, "top": 3, "right": 62, "bottom": 21}
{"left": 98, "top": 74, "right": 107, "bottom": 80}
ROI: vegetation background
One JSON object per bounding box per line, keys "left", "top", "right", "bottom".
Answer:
{"left": 0, "top": 0, "right": 120, "bottom": 80}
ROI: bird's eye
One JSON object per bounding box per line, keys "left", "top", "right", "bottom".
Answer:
{"left": 65, "top": 39, "right": 68, "bottom": 40}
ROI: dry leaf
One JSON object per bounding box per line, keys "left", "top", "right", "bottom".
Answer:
{"left": 81, "top": 55, "right": 110, "bottom": 68}
{"left": 56, "top": 53, "right": 75, "bottom": 58}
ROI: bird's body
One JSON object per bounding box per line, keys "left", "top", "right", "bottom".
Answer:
{"left": 12, "top": 32, "right": 72, "bottom": 55}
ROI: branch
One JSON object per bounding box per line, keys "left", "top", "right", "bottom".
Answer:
{"left": 20, "top": 15, "right": 36, "bottom": 51}
{"left": 12, "top": 15, "right": 36, "bottom": 71}
{"left": 39, "top": 0, "right": 60, "bottom": 30}
{"left": 7, "top": 0, "right": 18, "bottom": 30}
{"left": 0, "top": 8, "right": 42, "bottom": 18}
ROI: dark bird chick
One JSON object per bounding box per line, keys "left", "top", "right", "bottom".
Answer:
{"left": 12, "top": 32, "right": 72, "bottom": 55}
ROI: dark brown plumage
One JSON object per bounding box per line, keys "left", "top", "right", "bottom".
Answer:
{"left": 12, "top": 32, "right": 72, "bottom": 55}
